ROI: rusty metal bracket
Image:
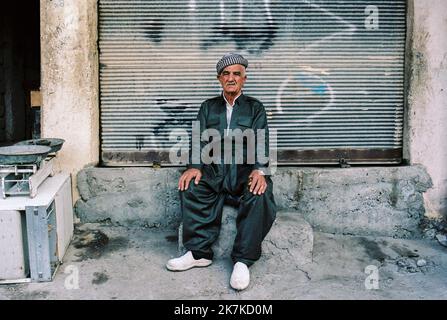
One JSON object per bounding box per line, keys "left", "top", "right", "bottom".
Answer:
{"left": 339, "top": 158, "right": 351, "bottom": 168}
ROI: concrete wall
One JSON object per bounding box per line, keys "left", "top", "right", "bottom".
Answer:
{"left": 407, "top": 0, "right": 447, "bottom": 218}
{"left": 40, "top": 0, "right": 99, "bottom": 202}
{"left": 75, "top": 166, "right": 432, "bottom": 238}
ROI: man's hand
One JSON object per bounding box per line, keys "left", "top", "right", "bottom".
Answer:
{"left": 248, "top": 170, "right": 267, "bottom": 195}
{"left": 178, "top": 168, "right": 202, "bottom": 191}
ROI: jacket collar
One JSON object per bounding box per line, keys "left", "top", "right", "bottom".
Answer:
{"left": 221, "top": 91, "right": 243, "bottom": 107}
{"left": 221, "top": 92, "right": 245, "bottom": 107}
{"left": 218, "top": 93, "right": 250, "bottom": 131}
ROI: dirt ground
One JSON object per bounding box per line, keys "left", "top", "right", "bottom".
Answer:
{"left": 1, "top": 222, "right": 447, "bottom": 300}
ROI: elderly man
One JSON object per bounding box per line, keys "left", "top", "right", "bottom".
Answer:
{"left": 166, "top": 53, "right": 276, "bottom": 291}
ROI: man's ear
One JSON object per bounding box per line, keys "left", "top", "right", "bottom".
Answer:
{"left": 216, "top": 74, "right": 220, "bottom": 80}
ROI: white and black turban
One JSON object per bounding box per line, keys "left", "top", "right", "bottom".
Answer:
{"left": 216, "top": 53, "right": 248, "bottom": 75}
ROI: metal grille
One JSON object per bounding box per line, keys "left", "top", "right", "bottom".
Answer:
{"left": 99, "top": 0, "right": 406, "bottom": 165}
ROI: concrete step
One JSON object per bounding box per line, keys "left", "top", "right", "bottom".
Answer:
{"left": 75, "top": 165, "right": 433, "bottom": 238}
{"left": 178, "top": 208, "right": 313, "bottom": 266}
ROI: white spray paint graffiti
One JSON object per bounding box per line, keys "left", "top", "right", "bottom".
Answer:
{"left": 219, "top": 0, "right": 273, "bottom": 26}
{"left": 220, "top": 0, "right": 225, "bottom": 27}
{"left": 238, "top": 0, "right": 244, "bottom": 25}
{"left": 276, "top": 68, "right": 335, "bottom": 126}
{"left": 189, "top": 0, "right": 196, "bottom": 11}
{"left": 275, "top": 0, "right": 357, "bottom": 125}
{"left": 264, "top": 0, "right": 274, "bottom": 25}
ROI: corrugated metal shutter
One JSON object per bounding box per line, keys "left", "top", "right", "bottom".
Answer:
{"left": 99, "top": 0, "right": 406, "bottom": 165}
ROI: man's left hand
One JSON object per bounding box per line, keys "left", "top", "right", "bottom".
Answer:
{"left": 248, "top": 170, "right": 267, "bottom": 195}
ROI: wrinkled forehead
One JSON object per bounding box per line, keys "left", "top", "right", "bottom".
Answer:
{"left": 220, "top": 64, "right": 247, "bottom": 74}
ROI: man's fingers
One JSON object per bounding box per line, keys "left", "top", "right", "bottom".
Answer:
{"left": 181, "top": 176, "right": 188, "bottom": 191}
{"left": 254, "top": 180, "right": 263, "bottom": 195}
{"left": 179, "top": 173, "right": 191, "bottom": 191}
{"left": 260, "top": 179, "right": 267, "bottom": 194}
{"left": 184, "top": 175, "right": 193, "bottom": 190}
{"left": 252, "top": 177, "right": 267, "bottom": 195}
{"left": 254, "top": 182, "right": 263, "bottom": 195}
{"left": 251, "top": 177, "right": 262, "bottom": 194}
{"left": 194, "top": 172, "right": 202, "bottom": 185}
{"left": 249, "top": 176, "right": 258, "bottom": 192}
{"left": 178, "top": 175, "right": 185, "bottom": 190}
{"left": 259, "top": 182, "right": 267, "bottom": 194}
{"left": 179, "top": 169, "right": 202, "bottom": 191}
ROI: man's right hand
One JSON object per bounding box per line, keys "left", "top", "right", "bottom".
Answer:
{"left": 178, "top": 168, "right": 202, "bottom": 191}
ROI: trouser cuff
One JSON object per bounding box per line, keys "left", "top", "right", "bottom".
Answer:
{"left": 191, "top": 250, "right": 213, "bottom": 261}
{"left": 231, "top": 256, "right": 255, "bottom": 267}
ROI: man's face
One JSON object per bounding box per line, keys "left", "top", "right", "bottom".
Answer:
{"left": 217, "top": 64, "right": 247, "bottom": 96}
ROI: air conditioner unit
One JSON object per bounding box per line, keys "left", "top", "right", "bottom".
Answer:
{"left": 0, "top": 210, "right": 29, "bottom": 281}
{"left": 0, "top": 173, "right": 74, "bottom": 283}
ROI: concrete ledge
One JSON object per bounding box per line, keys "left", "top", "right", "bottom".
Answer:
{"left": 75, "top": 167, "right": 182, "bottom": 228}
{"left": 178, "top": 209, "right": 314, "bottom": 266}
{"left": 282, "top": 165, "right": 433, "bottom": 238}
{"left": 75, "top": 165, "right": 432, "bottom": 238}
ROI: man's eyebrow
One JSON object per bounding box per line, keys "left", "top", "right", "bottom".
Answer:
{"left": 221, "top": 70, "right": 243, "bottom": 75}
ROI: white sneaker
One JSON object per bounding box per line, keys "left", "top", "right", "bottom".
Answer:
{"left": 230, "top": 262, "right": 250, "bottom": 290}
{"left": 166, "top": 251, "right": 212, "bottom": 271}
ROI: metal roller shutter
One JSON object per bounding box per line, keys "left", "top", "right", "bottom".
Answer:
{"left": 99, "top": 0, "right": 406, "bottom": 165}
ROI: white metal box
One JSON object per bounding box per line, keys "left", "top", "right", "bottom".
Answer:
{"left": 0, "top": 211, "right": 29, "bottom": 280}
{"left": 0, "top": 173, "right": 73, "bottom": 283}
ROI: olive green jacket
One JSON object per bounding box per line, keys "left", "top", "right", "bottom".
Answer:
{"left": 188, "top": 93, "right": 270, "bottom": 192}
